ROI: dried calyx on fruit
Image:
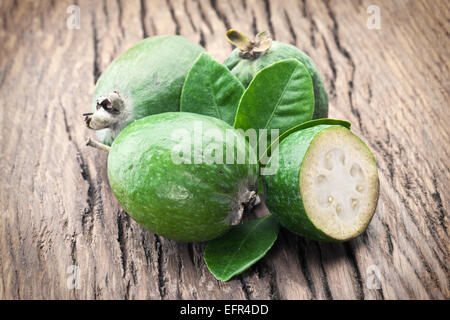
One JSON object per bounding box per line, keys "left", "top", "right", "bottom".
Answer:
{"left": 84, "top": 91, "right": 127, "bottom": 132}
{"left": 225, "top": 30, "right": 272, "bottom": 59}
{"left": 83, "top": 36, "right": 204, "bottom": 145}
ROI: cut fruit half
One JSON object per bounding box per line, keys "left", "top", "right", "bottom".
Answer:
{"left": 263, "top": 124, "right": 379, "bottom": 242}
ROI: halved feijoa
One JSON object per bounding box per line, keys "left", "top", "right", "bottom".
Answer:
{"left": 263, "top": 124, "right": 379, "bottom": 241}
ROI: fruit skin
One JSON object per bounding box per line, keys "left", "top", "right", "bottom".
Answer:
{"left": 263, "top": 124, "right": 378, "bottom": 242}
{"left": 92, "top": 36, "right": 204, "bottom": 145}
{"left": 107, "top": 112, "right": 258, "bottom": 242}
{"left": 224, "top": 41, "right": 328, "bottom": 119}
{"left": 260, "top": 118, "right": 351, "bottom": 163}
{"left": 263, "top": 125, "right": 333, "bottom": 241}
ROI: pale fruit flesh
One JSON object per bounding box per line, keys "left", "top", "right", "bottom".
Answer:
{"left": 300, "top": 127, "right": 379, "bottom": 241}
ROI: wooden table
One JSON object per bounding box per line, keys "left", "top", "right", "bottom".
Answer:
{"left": 0, "top": 0, "right": 448, "bottom": 300}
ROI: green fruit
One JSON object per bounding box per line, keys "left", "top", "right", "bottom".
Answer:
{"left": 84, "top": 36, "right": 204, "bottom": 145}
{"left": 107, "top": 112, "right": 259, "bottom": 242}
{"left": 224, "top": 30, "right": 328, "bottom": 119}
{"left": 263, "top": 124, "right": 379, "bottom": 241}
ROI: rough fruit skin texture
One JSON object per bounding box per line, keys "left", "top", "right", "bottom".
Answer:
{"left": 107, "top": 112, "right": 258, "bottom": 242}
{"left": 224, "top": 41, "right": 328, "bottom": 119}
{"left": 263, "top": 125, "right": 334, "bottom": 241}
{"left": 93, "top": 36, "right": 204, "bottom": 145}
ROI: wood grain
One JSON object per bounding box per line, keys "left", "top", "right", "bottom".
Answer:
{"left": 0, "top": 0, "right": 448, "bottom": 300}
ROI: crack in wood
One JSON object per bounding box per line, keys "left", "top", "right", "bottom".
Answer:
{"left": 297, "top": 238, "right": 316, "bottom": 299}
{"left": 91, "top": 12, "right": 101, "bottom": 83}
{"left": 187, "top": 243, "right": 196, "bottom": 266}
{"left": 116, "top": 209, "right": 130, "bottom": 278}
{"left": 300, "top": 0, "right": 315, "bottom": 48}
{"left": 1, "top": 12, "right": 6, "bottom": 33}
{"left": 183, "top": 0, "right": 197, "bottom": 32}
{"left": 385, "top": 194, "right": 446, "bottom": 297}
{"left": 343, "top": 242, "right": 365, "bottom": 300}
{"left": 373, "top": 166, "right": 448, "bottom": 298}
{"left": 283, "top": 10, "right": 296, "bottom": 45}
{"left": 124, "top": 279, "right": 131, "bottom": 299}
{"left": 11, "top": 0, "right": 19, "bottom": 12}
{"left": 3, "top": 228, "right": 19, "bottom": 299}
{"left": 60, "top": 104, "right": 73, "bottom": 142}
{"left": 239, "top": 276, "right": 251, "bottom": 300}
{"left": 166, "top": 0, "right": 181, "bottom": 35}
{"left": 130, "top": 259, "right": 138, "bottom": 285}
{"left": 263, "top": 0, "right": 275, "bottom": 38}
{"left": 324, "top": 0, "right": 360, "bottom": 131}
{"left": 140, "top": 0, "right": 148, "bottom": 38}
{"left": 14, "top": 270, "right": 20, "bottom": 299}
{"left": 210, "top": 0, "right": 231, "bottom": 30}
{"left": 301, "top": 0, "right": 307, "bottom": 17}
{"left": 367, "top": 84, "right": 373, "bottom": 105}
{"left": 102, "top": 0, "right": 109, "bottom": 26}
{"left": 228, "top": 1, "right": 238, "bottom": 17}
{"left": 322, "top": 35, "right": 336, "bottom": 97}
{"left": 411, "top": 187, "right": 448, "bottom": 265}
{"left": 195, "top": 0, "right": 213, "bottom": 34}
{"left": 61, "top": 104, "right": 105, "bottom": 245}
{"left": 93, "top": 266, "right": 99, "bottom": 299}
{"left": 176, "top": 252, "right": 183, "bottom": 300}
{"left": 154, "top": 234, "right": 168, "bottom": 299}
{"left": 252, "top": 260, "right": 281, "bottom": 300}
{"left": 316, "top": 243, "right": 333, "bottom": 299}
{"left": 70, "top": 231, "right": 77, "bottom": 266}
{"left": 374, "top": 139, "right": 395, "bottom": 183}
{"left": 61, "top": 102, "right": 98, "bottom": 243}
{"left": 382, "top": 221, "right": 394, "bottom": 256}
{"left": 199, "top": 29, "right": 206, "bottom": 47}
{"left": 251, "top": 10, "right": 257, "bottom": 35}
{"left": 431, "top": 176, "right": 447, "bottom": 233}
{"left": 141, "top": 232, "right": 152, "bottom": 268}
{"left": 116, "top": 0, "right": 125, "bottom": 37}
{"left": 263, "top": 262, "right": 281, "bottom": 300}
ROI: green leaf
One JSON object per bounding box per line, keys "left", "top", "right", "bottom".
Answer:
{"left": 233, "top": 59, "right": 315, "bottom": 145}
{"left": 180, "top": 52, "right": 245, "bottom": 126}
{"left": 259, "top": 119, "right": 352, "bottom": 164}
{"left": 204, "top": 215, "right": 279, "bottom": 282}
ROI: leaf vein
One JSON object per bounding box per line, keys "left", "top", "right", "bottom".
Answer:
{"left": 220, "top": 217, "right": 268, "bottom": 276}
{"left": 262, "top": 65, "right": 298, "bottom": 130}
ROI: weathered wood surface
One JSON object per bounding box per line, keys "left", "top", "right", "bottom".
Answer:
{"left": 0, "top": 0, "right": 448, "bottom": 300}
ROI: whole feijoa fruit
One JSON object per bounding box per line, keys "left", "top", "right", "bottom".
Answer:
{"left": 84, "top": 36, "right": 204, "bottom": 145}
{"left": 263, "top": 123, "right": 379, "bottom": 241}
{"left": 224, "top": 30, "right": 328, "bottom": 119}
{"left": 107, "top": 112, "right": 259, "bottom": 242}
